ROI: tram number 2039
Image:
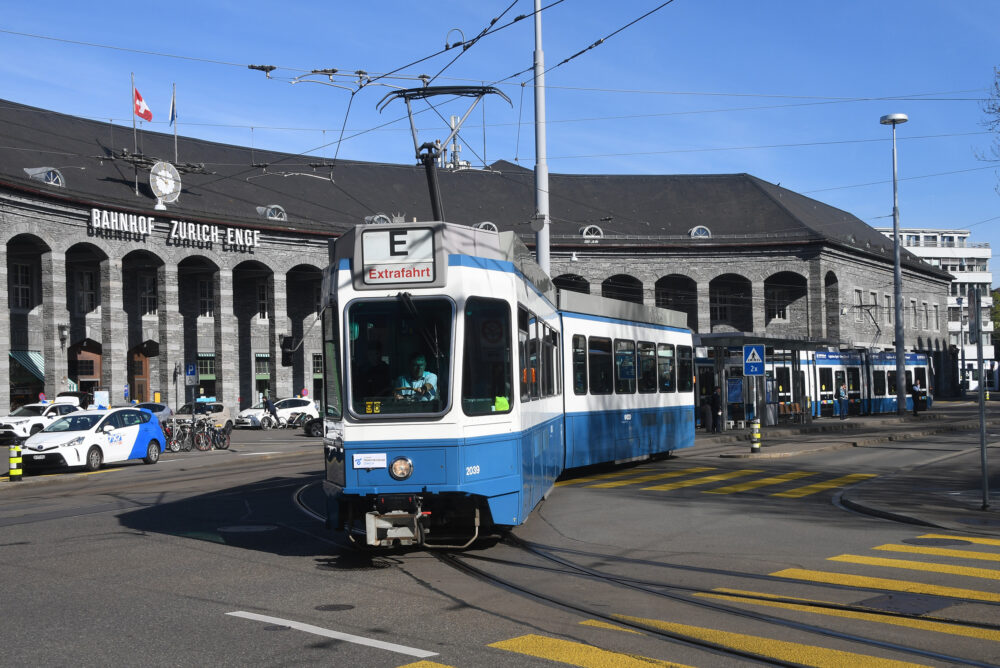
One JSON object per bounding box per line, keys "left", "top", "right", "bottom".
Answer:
{"left": 465, "top": 465, "right": 481, "bottom": 476}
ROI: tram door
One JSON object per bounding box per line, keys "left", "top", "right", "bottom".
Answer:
{"left": 818, "top": 367, "right": 834, "bottom": 417}
{"left": 846, "top": 367, "right": 861, "bottom": 415}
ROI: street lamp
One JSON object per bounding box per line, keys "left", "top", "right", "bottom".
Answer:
{"left": 881, "top": 112, "right": 908, "bottom": 414}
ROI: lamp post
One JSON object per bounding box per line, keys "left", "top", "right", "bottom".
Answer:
{"left": 881, "top": 113, "right": 908, "bottom": 414}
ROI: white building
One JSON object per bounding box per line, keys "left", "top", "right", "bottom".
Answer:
{"left": 876, "top": 227, "right": 995, "bottom": 390}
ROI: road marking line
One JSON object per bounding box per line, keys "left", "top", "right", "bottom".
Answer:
{"left": 238, "top": 451, "right": 281, "bottom": 456}
{"left": 772, "top": 568, "right": 1000, "bottom": 602}
{"left": 697, "top": 589, "right": 1000, "bottom": 642}
{"left": 489, "top": 634, "right": 690, "bottom": 667}
{"left": 225, "top": 611, "right": 437, "bottom": 658}
{"left": 395, "top": 662, "right": 455, "bottom": 668}
{"left": 579, "top": 619, "right": 645, "bottom": 635}
{"left": 920, "top": 533, "right": 1000, "bottom": 547}
{"left": 641, "top": 469, "right": 762, "bottom": 491}
{"left": 770, "top": 473, "right": 875, "bottom": 498}
{"left": 828, "top": 554, "right": 1000, "bottom": 580}
{"left": 703, "top": 470, "right": 816, "bottom": 494}
{"left": 612, "top": 614, "right": 930, "bottom": 667}
{"left": 874, "top": 543, "right": 1000, "bottom": 562}
{"left": 589, "top": 467, "right": 715, "bottom": 488}
{"left": 555, "top": 467, "right": 658, "bottom": 487}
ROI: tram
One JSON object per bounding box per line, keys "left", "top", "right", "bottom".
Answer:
{"left": 320, "top": 221, "right": 695, "bottom": 548}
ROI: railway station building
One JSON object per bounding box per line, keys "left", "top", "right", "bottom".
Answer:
{"left": 0, "top": 99, "right": 956, "bottom": 412}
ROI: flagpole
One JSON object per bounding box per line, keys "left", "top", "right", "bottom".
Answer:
{"left": 172, "top": 83, "right": 178, "bottom": 164}
{"left": 131, "top": 72, "right": 139, "bottom": 195}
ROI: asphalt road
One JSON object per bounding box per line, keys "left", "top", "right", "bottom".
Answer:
{"left": 1, "top": 427, "right": 998, "bottom": 666}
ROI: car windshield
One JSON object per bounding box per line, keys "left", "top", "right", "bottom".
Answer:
{"left": 137, "top": 403, "right": 163, "bottom": 411}
{"left": 347, "top": 296, "right": 453, "bottom": 417}
{"left": 10, "top": 406, "right": 44, "bottom": 417}
{"left": 176, "top": 403, "right": 210, "bottom": 415}
{"left": 44, "top": 414, "right": 103, "bottom": 432}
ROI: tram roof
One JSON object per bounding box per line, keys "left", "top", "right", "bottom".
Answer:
{"left": 0, "top": 98, "right": 947, "bottom": 279}
{"left": 558, "top": 290, "right": 688, "bottom": 330}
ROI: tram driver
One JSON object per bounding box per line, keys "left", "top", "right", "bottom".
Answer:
{"left": 395, "top": 354, "right": 438, "bottom": 401}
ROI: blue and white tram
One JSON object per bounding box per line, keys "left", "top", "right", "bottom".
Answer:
{"left": 320, "top": 221, "right": 695, "bottom": 548}
{"left": 811, "top": 351, "right": 933, "bottom": 417}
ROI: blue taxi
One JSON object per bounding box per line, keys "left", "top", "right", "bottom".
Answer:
{"left": 21, "top": 406, "right": 166, "bottom": 472}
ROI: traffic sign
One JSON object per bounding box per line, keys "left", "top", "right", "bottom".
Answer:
{"left": 123, "top": 383, "right": 129, "bottom": 400}
{"left": 743, "top": 344, "right": 765, "bottom": 376}
{"left": 185, "top": 363, "right": 198, "bottom": 387}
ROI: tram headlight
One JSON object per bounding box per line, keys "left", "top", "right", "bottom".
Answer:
{"left": 389, "top": 456, "right": 413, "bottom": 480}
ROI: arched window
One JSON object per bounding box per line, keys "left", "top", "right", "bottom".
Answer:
{"left": 580, "top": 225, "right": 604, "bottom": 243}
{"left": 256, "top": 205, "right": 287, "bottom": 221}
{"left": 688, "top": 225, "right": 711, "bottom": 239}
{"left": 474, "top": 221, "right": 498, "bottom": 232}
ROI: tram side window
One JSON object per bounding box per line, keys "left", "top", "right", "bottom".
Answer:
{"left": 572, "top": 335, "right": 587, "bottom": 394}
{"left": 847, "top": 368, "right": 860, "bottom": 392}
{"left": 541, "top": 324, "right": 557, "bottom": 397}
{"left": 677, "top": 345, "right": 694, "bottom": 392}
{"left": 637, "top": 342, "right": 657, "bottom": 393}
{"left": 819, "top": 368, "right": 833, "bottom": 394}
{"left": 657, "top": 343, "right": 675, "bottom": 392}
{"left": 914, "top": 367, "right": 927, "bottom": 390}
{"left": 615, "top": 339, "right": 637, "bottom": 394}
{"left": 322, "top": 303, "right": 342, "bottom": 420}
{"left": 551, "top": 327, "right": 562, "bottom": 396}
{"left": 887, "top": 371, "right": 898, "bottom": 395}
{"left": 588, "top": 337, "right": 613, "bottom": 394}
{"left": 518, "top": 307, "right": 529, "bottom": 401}
{"left": 905, "top": 370, "right": 913, "bottom": 393}
{"left": 462, "top": 297, "right": 512, "bottom": 416}
{"left": 528, "top": 317, "right": 540, "bottom": 399}
{"left": 872, "top": 371, "right": 886, "bottom": 396}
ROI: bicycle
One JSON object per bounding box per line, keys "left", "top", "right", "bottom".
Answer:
{"left": 167, "top": 421, "right": 194, "bottom": 452}
{"left": 191, "top": 417, "right": 213, "bottom": 451}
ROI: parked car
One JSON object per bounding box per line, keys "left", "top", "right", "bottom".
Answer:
{"left": 56, "top": 390, "right": 95, "bottom": 408}
{"left": 236, "top": 398, "right": 318, "bottom": 429}
{"left": 168, "top": 402, "right": 234, "bottom": 432}
{"left": 136, "top": 402, "right": 173, "bottom": 423}
{"left": 21, "top": 406, "right": 165, "bottom": 472}
{"left": 302, "top": 404, "right": 341, "bottom": 438}
{"left": 0, "top": 401, "right": 81, "bottom": 444}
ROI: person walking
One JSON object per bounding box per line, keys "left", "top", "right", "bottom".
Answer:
{"left": 710, "top": 386, "right": 723, "bottom": 433}
{"left": 911, "top": 380, "right": 923, "bottom": 416}
{"left": 838, "top": 382, "right": 848, "bottom": 420}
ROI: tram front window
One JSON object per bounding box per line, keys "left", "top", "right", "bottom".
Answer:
{"left": 347, "top": 297, "right": 453, "bottom": 416}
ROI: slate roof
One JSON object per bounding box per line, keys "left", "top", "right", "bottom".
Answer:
{"left": 0, "top": 98, "right": 945, "bottom": 277}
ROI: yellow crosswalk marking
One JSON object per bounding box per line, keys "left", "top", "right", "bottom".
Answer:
{"left": 696, "top": 588, "right": 1000, "bottom": 642}
{"left": 396, "top": 662, "right": 455, "bottom": 668}
{"left": 920, "top": 533, "right": 1000, "bottom": 547}
{"left": 703, "top": 470, "right": 816, "bottom": 494}
{"left": 829, "top": 554, "right": 1000, "bottom": 580}
{"left": 612, "top": 614, "right": 931, "bottom": 667}
{"left": 874, "top": 543, "right": 1000, "bottom": 562}
{"left": 488, "top": 634, "right": 690, "bottom": 667}
{"left": 642, "top": 469, "right": 762, "bottom": 491}
{"left": 771, "top": 473, "right": 875, "bottom": 498}
{"left": 555, "top": 467, "right": 657, "bottom": 487}
{"left": 772, "top": 568, "right": 1000, "bottom": 602}
{"left": 589, "top": 467, "right": 715, "bottom": 488}
{"left": 579, "top": 619, "right": 645, "bottom": 635}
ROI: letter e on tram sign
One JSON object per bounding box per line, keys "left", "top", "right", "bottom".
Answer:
{"left": 743, "top": 344, "right": 765, "bottom": 376}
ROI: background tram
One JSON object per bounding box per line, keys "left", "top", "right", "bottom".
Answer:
{"left": 694, "top": 349, "right": 934, "bottom": 425}
{"left": 320, "top": 221, "right": 695, "bottom": 548}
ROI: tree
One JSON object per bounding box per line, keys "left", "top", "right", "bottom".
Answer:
{"left": 984, "top": 67, "right": 1000, "bottom": 193}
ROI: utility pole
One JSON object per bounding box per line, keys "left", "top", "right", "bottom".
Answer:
{"left": 533, "top": 0, "right": 551, "bottom": 275}
{"left": 973, "top": 285, "right": 990, "bottom": 509}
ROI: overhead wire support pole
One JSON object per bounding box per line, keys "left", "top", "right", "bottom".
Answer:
{"left": 973, "top": 284, "right": 989, "bottom": 509}
{"left": 533, "top": 0, "right": 551, "bottom": 276}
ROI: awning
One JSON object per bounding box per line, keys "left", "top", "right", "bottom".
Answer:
{"left": 10, "top": 350, "right": 44, "bottom": 382}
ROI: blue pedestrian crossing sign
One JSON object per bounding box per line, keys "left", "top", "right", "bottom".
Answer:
{"left": 743, "top": 344, "right": 765, "bottom": 376}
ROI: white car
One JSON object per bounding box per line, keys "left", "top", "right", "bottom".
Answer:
{"left": 235, "top": 398, "right": 318, "bottom": 428}
{"left": 0, "top": 402, "right": 81, "bottom": 444}
{"left": 22, "top": 406, "right": 166, "bottom": 472}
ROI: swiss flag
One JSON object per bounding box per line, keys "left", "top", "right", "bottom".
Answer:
{"left": 133, "top": 88, "right": 153, "bottom": 121}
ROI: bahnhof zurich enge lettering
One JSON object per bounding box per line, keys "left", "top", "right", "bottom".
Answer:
{"left": 0, "top": 98, "right": 959, "bottom": 412}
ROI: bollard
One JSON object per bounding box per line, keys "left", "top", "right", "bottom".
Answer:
{"left": 8, "top": 443, "right": 23, "bottom": 482}
{"left": 750, "top": 418, "right": 761, "bottom": 454}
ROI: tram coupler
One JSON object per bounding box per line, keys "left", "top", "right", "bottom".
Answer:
{"left": 750, "top": 419, "right": 761, "bottom": 454}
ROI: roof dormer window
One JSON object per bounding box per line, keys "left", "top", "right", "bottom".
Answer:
{"left": 688, "top": 225, "right": 711, "bottom": 239}
{"left": 24, "top": 167, "right": 65, "bottom": 188}
{"left": 256, "top": 204, "right": 287, "bottom": 221}
{"left": 474, "top": 221, "right": 498, "bottom": 232}
{"left": 580, "top": 225, "right": 604, "bottom": 243}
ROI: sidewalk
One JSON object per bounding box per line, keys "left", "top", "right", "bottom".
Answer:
{"left": 686, "top": 400, "right": 1000, "bottom": 536}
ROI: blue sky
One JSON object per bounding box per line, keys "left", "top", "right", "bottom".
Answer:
{"left": 2, "top": 1, "right": 998, "bottom": 277}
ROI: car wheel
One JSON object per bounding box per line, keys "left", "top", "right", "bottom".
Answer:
{"left": 225, "top": 421, "right": 234, "bottom": 434}
{"left": 143, "top": 440, "right": 160, "bottom": 464}
{"left": 308, "top": 420, "right": 324, "bottom": 437}
{"left": 85, "top": 446, "right": 103, "bottom": 472}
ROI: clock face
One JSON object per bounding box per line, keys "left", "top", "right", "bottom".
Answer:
{"left": 149, "top": 162, "right": 181, "bottom": 201}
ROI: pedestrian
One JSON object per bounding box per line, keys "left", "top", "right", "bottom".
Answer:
{"left": 264, "top": 394, "right": 279, "bottom": 423}
{"left": 838, "top": 382, "right": 848, "bottom": 420}
{"left": 710, "top": 386, "right": 723, "bottom": 433}
{"left": 911, "top": 379, "right": 922, "bottom": 416}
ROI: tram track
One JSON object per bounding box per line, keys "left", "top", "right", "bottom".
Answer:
{"left": 437, "top": 534, "right": 1000, "bottom": 667}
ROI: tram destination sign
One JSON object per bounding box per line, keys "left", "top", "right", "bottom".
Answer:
{"left": 361, "top": 228, "right": 435, "bottom": 285}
